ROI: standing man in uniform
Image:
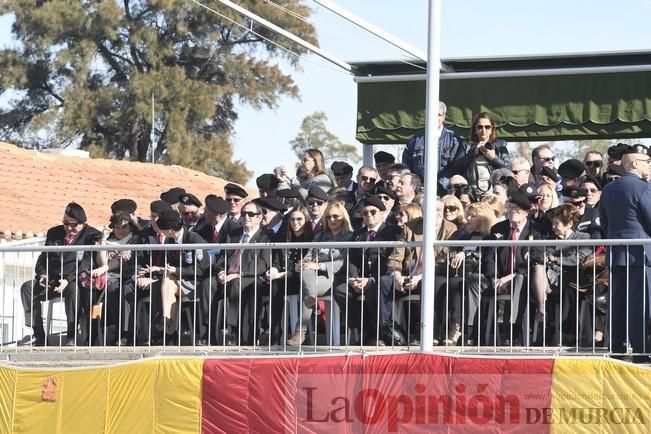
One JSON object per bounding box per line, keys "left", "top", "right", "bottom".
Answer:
{"left": 600, "top": 144, "right": 651, "bottom": 356}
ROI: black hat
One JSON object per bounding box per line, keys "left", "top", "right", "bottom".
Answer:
{"left": 64, "top": 202, "right": 87, "bottom": 223}
{"left": 160, "top": 187, "right": 186, "bottom": 205}
{"left": 607, "top": 143, "right": 631, "bottom": 160}
{"left": 205, "top": 195, "right": 229, "bottom": 214}
{"left": 331, "top": 161, "right": 353, "bottom": 176}
{"left": 307, "top": 187, "right": 328, "bottom": 202}
{"left": 373, "top": 184, "right": 397, "bottom": 200}
{"left": 561, "top": 186, "right": 587, "bottom": 200}
{"left": 224, "top": 183, "right": 248, "bottom": 198}
{"left": 362, "top": 195, "right": 386, "bottom": 211}
{"left": 111, "top": 198, "right": 137, "bottom": 214}
{"left": 374, "top": 151, "right": 395, "bottom": 164}
{"left": 606, "top": 164, "right": 625, "bottom": 177}
{"left": 156, "top": 209, "right": 182, "bottom": 231}
{"left": 150, "top": 200, "right": 173, "bottom": 215}
{"left": 540, "top": 166, "right": 558, "bottom": 181}
{"left": 622, "top": 143, "right": 649, "bottom": 156}
{"left": 507, "top": 191, "right": 532, "bottom": 211}
{"left": 277, "top": 188, "right": 302, "bottom": 199}
{"left": 179, "top": 193, "right": 202, "bottom": 207}
{"left": 256, "top": 174, "right": 280, "bottom": 190}
{"left": 518, "top": 183, "right": 541, "bottom": 199}
{"left": 256, "top": 197, "right": 287, "bottom": 213}
{"left": 557, "top": 159, "right": 584, "bottom": 179}
{"left": 581, "top": 175, "right": 602, "bottom": 190}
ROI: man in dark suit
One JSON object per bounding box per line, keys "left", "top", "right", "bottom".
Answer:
{"left": 214, "top": 201, "right": 274, "bottom": 345}
{"left": 334, "top": 195, "right": 401, "bottom": 345}
{"left": 218, "top": 183, "right": 248, "bottom": 243}
{"left": 306, "top": 187, "right": 328, "bottom": 236}
{"left": 600, "top": 144, "right": 651, "bottom": 355}
{"left": 331, "top": 161, "right": 357, "bottom": 197}
{"left": 484, "top": 192, "right": 545, "bottom": 343}
{"left": 195, "top": 195, "right": 230, "bottom": 244}
{"left": 20, "top": 202, "right": 101, "bottom": 346}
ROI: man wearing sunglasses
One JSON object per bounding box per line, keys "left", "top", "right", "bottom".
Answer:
{"left": 20, "top": 202, "right": 101, "bottom": 346}
{"left": 348, "top": 166, "right": 380, "bottom": 228}
{"left": 600, "top": 144, "right": 651, "bottom": 358}
{"left": 583, "top": 151, "right": 604, "bottom": 178}
{"left": 178, "top": 193, "right": 204, "bottom": 232}
{"left": 531, "top": 145, "right": 557, "bottom": 188}
{"left": 218, "top": 182, "right": 249, "bottom": 242}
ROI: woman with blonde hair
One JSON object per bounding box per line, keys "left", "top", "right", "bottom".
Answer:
{"left": 481, "top": 193, "right": 506, "bottom": 221}
{"left": 396, "top": 202, "right": 423, "bottom": 228}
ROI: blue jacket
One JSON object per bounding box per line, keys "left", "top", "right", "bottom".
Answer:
{"left": 599, "top": 172, "right": 651, "bottom": 266}
{"left": 401, "top": 127, "right": 460, "bottom": 183}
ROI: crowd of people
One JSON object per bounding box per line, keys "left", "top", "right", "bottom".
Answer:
{"left": 17, "top": 103, "right": 651, "bottom": 355}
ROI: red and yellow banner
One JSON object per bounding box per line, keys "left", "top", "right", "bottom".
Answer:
{"left": 0, "top": 354, "right": 650, "bottom": 433}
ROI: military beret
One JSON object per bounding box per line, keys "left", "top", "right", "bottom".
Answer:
{"left": 607, "top": 165, "right": 625, "bottom": 176}
{"left": 160, "top": 187, "right": 186, "bottom": 205}
{"left": 557, "top": 159, "right": 584, "bottom": 179}
{"left": 64, "top": 202, "right": 87, "bottom": 223}
{"left": 224, "top": 183, "right": 248, "bottom": 198}
{"left": 277, "top": 188, "right": 302, "bottom": 199}
{"left": 111, "top": 198, "right": 137, "bottom": 214}
{"left": 205, "top": 195, "right": 229, "bottom": 214}
{"left": 581, "top": 175, "right": 602, "bottom": 190}
{"left": 607, "top": 143, "right": 630, "bottom": 160}
{"left": 540, "top": 166, "right": 558, "bottom": 180}
{"left": 622, "top": 143, "right": 649, "bottom": 156}
{"left": 179, "top": 193, "right": 202, "bottom": 207}
{"left": 256, "top": 174, "right": 280, "bottom": 190}
{"left": 307, "top": 187, "right": 329, "bottom": 202}
{"left": 331, "top": 161, "right": 353, "bottom": 176}
{"left": 374, "top": 151, "right": 395, "bottom": 164}
{"left": 150, "top": 200, "right": 173, "bottom": 215}
{"left": 156, "top": 209, "right": 182, "bottom": 231}
{"left": 518, "top": 183, "right": 541, "bottom": 199}
{"left": 507, "top": 191, "right": 532, "bottom": 211}
{"left": 362, "top": 195, "right": 386, "bottom": 211}
{"left": 561, "top": 186, "right": 587, "bottom": 200}
{"left": 256, "top": 197, "right": 287, "bottom": 213}
{"left": 373, "top": 184, "right": 397, "bottom": 200}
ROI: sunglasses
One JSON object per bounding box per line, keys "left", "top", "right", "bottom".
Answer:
{"left": 377, "top": 194, "right": 392, "bottom": 201}
{"left": 360, "top": 176, "right": 377, "bottom": 183}
{"left": 475, "top": 124, "right": 492, "bottom": 131}
{"left": 362, "top": 209, "right": 379, "bottom": 217}
{"left": 568, "top": 199, "right": 586, "bottom": 206}
{"left": 447, "top": 183, "right": 468, "bottom": 190}
{"left": 307, "top": 199, "right": 325, "bottom": 207}
{"left": 540, "top": 156, "right": 555, "bottom": 163}
{"left": 512, "top": 169, "right": 530, "bottom": 175}
{"left": 444, "top": 206, "right": 458, "bottom": 212}
{"left": 396, "top": 211, "right": 407, "bottom": 218}
{"left": 240, "top": 211, "right": 260, "bottom": 218}
{"left": 226, "top": 197, "right": 242, "bottom": 203}
{"left": 62, "top": 220, "right": 82, "bottom": 227}
{"left": 584, "top": 160, "right": 602, "bottom": 168}
{"left": 583, "top": 188, "right": 599, "bottom": 193}
{"left": 289, "top": 217, "right": 304, "bottom": 222}
{"left": 182, "top": 211, "right": 197, "bottom": 217}
{"left": 325, "top": 214, "right": 341, "bottom": 220}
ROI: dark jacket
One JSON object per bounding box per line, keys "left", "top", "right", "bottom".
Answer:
{"left": 35, "top": 224, "right": 102, "bottom": 281}
{"left": 163, "top": 229, "right": 211, "bottom": 281}
{"left": 446, "top": 139, "right": 510, "bottom": 198}
{"left": 483, "top": 219, "right": 546, "bottom": 280}
{"left": 348, "top": 222, "right": 401, "bottom": 279}
{"left": 214, "top": 226, "right": 275, "bottom": 288}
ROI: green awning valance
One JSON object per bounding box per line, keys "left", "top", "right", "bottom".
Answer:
{"left": 356, "top": 71, "right": 651, "bottom": 143}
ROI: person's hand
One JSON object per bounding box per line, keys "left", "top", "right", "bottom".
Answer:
{"left": 53, "top": 278, "right": 68, "bottom": 294}
{"left": 266, "top": 267, "right": 282, "bottom": 280}
{"left": 349, "top": 278, "right": 369, "bottom": 293}
{"left": 91, "top": 265, "right": 109, "bottom": 277}
{"left": 136, "top": 277, "right": 158, "bottom": 288}
{"left": 495, "top": 274, "right": 515, "bottom": 293}
{"left": 38, "top": 275, "right": 48, "bottom": 287}
{"left": 165, "top": 264, "right": 177, "bottom": 275}
{"left": 483, "top": 147, "right": 496, "bottom": 161}
{"left": 301, "top": 262, "right": 319, "bottom": 271}
{"left": 450, "top": 252, "right": 465, "bottom": 269}
{"left": 101, "top": 226, "right": 112, "bottom": 242}
{"left": 404, "top": 275, "right": 422, "bottom": 292}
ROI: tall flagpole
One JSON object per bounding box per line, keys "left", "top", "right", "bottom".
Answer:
{"left": 420, "top": 0, "right": 442, "bottom": 352}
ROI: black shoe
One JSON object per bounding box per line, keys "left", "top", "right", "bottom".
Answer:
{"left": 17, "top": 335, "right": 44, "bottom": 346}
{"left": 367, "top": 338, "right": 386, "bottom": 347}
{"left": 63, "top": 337, "right": 76, "bottom": 346}
{"left": 257, "top": 331, "right": 270, "bottom": 347}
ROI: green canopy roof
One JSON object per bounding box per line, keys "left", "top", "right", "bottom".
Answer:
{"left": 354, "top": 52, "right": 651, "bottom": 144}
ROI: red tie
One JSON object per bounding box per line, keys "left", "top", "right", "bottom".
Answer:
{"left": 227, "top": 233, "right": 249, "bottom": 274}
{"left": 64, "top": 235, "right": 74, "bottom": 245}
{"left": 368, "top": 230, "right": 377, "bottom": 241}
{"left": 311, "top": 221, "right": 317, "bottom": 231}
{"left": 213, "top": 226, "right": 219, "bottom": 242}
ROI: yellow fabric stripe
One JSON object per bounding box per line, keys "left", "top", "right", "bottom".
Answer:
{"left": 552, "top": 358, "right": 651, "bottom": 433}
{"left": 0, "top": 366, "right": 16, "bottom": 433}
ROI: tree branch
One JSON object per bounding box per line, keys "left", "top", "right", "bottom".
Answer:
{"left": 95, "top": 41, "right": 129, "bottom": 82}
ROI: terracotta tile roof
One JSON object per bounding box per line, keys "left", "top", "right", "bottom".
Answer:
{"left": 0, "top": 142, "right": 254, "bottom": 240}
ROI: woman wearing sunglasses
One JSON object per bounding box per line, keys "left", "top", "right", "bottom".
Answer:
{"left": 291, "top": 148, "right": 333, "bottom": 200}
{"left": 445, "top": 112, "right": 510, "bottom": 200}
{"left": 442, "top": 195, "right": 467, "bottom": 237}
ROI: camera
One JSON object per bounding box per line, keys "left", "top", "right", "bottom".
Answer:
{"left": 402, "top": 277, "right": 412, "bottom": 287}
{"left": 484, "top": 141, "right": 494, "bottom": 150}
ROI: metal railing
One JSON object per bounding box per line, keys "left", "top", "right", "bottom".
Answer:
{"left": 0, "top": 238, "right": 647, "bottom": 358}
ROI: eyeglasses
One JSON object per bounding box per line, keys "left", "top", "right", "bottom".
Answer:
{"left": 302, "top": 157, "right": 315, "bottom": 163}
{"left": 362, "top": 209, "right": 378, "bottom": 217}
{"left": 540, "top": 156, "right": 555, "bottom": 163}
{"left": 261, "top": 208, "right": 275, "bottom": 215}
{"left": 396, "top": 211, "right": 407, "bottom": 218}
{"left": 62, "top": 220, "right": 82, "bottom": 227}
{"left": 584, "top": 160, "right": 602, "bottom": 168}
{"left": 325, "top": 214, "right": 341, "bottom": 220}
{"left": 289, "top": 217, "right": 304, "bottom": 222}
{"left": 568, "top": 199, "right": 586, "bottom": 206}
{"left": 226, "top": 197, "right": 242, "bottom": 203}
{"left": 475, "top": 124, "right": 492, "bottom": 131}
{"left": 444, "top": 206, "right": 458, "bottom": 212}
{"left": 182, "top": 211, "right": 197, "bottom": 217}
{"left": 307, "top": 199, "right": 325, "bottom": 207}
{"left": 360, "top": 175, "right": 377, "bottom": 183}
{"left": 512, "top": 169, "right": 530, "bottom": 175}
{"left": 377, "top": 194, "right": 392, "bottom": 201}
{"left": 240, "top": 211, "right": 261, "bottom": 218}
{"left": 583, "top": 188, "right": 599, "bottom": 193}
{"left": 447, "top": 183, "right": 468, "bottom": 190}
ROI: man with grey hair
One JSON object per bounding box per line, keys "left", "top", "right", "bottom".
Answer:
{"left": 510, "top": 157, "right": 532, "bottom": 187}
{"left": 402, "top": 101, "right": 461, "bottom": 191}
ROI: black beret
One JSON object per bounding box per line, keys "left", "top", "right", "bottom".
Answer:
{"left": 581, "top": 175, "right": 602, "bottom": 190}
{"left": 224, "top": 183, "right": 248, "bottom": 198}
{"left": 374, "top": 151, "right": 395, "bottom": 164}
{"left": 518, "top": 183, "right": 541, "bottom": 199}
{"left": 256, "top": 174, "right": 280, "bottom": 190}
{"left": 307, "top": 187, "right": 328, "bottom": 202}
{"left": 156, "top": 209, "right": 182, "bottom": 231}
{"left": 557, "top": 159, "right": 584, "bottom": 179}
{"left": 150, "top": 200, "right": 173, "bottom": 215}
{"left": 622, "top": 143, "right": 649, "bottom": 156}
{"left": 277, "top": 188, "right": 302, "bottom": 199}
{"left": 256, "top": 197, "right": 287, "bottom": 213}
{"left": 540, "top": 166, "right": 558, "bottom": 180}
{"left": 373, "top": 184, "right": 397, "bottom": 200}
{"left": 111, "top": 198, "right": 137, "bottom": 214}
{"left": 561, "top": 186, "right": 587, "bottom": 200}
{"left": 362, "top": 195, "right": 386, "bottom": 211}
{"left": 205, "top": 195, "right": 229, "bottom": 214}
{"left": 64, "top": 202, "right": 87, "bottom": 223}
{"left": 179, "top": 193, "right": 202, "bottom": 207}
{"left": 607, "top": 143, "right": 630, "bottom": 160}
{"left": 331, "top": 161, "right": 353, "bottom": 176}
{"left": 160, "top": 187, "right": 186, "bottom": 204}
{"left": 607, "top": 165, "right": 625, "bottom": 176}
{"left": 507, "top": 191, "right": 532, "bottom": 211}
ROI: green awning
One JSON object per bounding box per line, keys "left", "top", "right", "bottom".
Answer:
{"left": 356, "top": 71, "right": 651, "bottom": 143}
